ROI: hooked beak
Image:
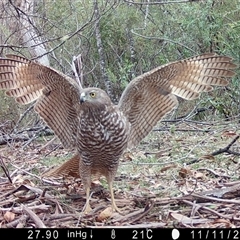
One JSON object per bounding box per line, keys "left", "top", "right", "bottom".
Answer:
{"left": 80, "top": 92, "right": 86, "bottom": 104}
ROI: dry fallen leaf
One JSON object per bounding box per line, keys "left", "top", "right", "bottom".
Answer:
{"left": 12, "top": 174, "right": 25, "bottom": 184}
{"left": 221, "top": 130, "right": 237, "bottom": 137}
{"left": 97, "top": 207, "right": 113, "bottom": 221}
{"left": 200, "top": 155, "right": 215, "bottom": 161}
{"left": 179, "top": 167, "right": 192, "bottom": 178}
{"left": 170, "top": 212, "right": 192, "bottom": 222}
{"left": 154, "top": 148, "right": 172, "bottom": 158}
{"left": 160, "top": 164, "right": 177, "bottom": 173}
{"left": 193, "top": 171, "right": 204, "bottom": 179}
{"left": 123, "top": 152, "right": 134, "bottom": 161}
{"left": 213, "top": 218, "right": 235, "bottom": 228}
{"left": 4, "top": 211, "right": 15, "bottom": 222}
{"left": 170, "top": 212, "right": 208, "bottom": 224}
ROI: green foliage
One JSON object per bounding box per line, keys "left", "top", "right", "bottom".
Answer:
{"left": 0, "top": 92, "right": 20, "bottom": 123}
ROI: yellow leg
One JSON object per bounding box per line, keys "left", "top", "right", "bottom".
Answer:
{"left": 83, "top": 186, "right": 92, "bottom": 214}
{"left": 108, "top": 180, "right": 121, "bottom": 213}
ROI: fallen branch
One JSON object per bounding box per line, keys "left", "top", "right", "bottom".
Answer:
{"left": 48, "top": 213, "right": 79, "bottom": 220}
{"left": 0, "top": 134, "right": 30, "bottom": 145}
{"left": 190, "top": 193, "right": 240, "bottom": 205}
{"left": 153, "top": 127, "right": 211, "bottom": 133}
{"left": 128, "top": 201, "right": 155, "bottom": 224}
{"left": 4, "top": 215, "right": 28, "bottom": 228}
{"left": 153, "top": 183, "right": 240, "bottom": 205}
{"left": 199, "top": 183, "right": 240, "bottom": 199}
{"left": 197, "top": 168, "right": 231, "bottom": 178}
{"left": 183, "top": 200, "right": 240, "bottom": 222}
{"left": 22, "top": 204, "right": 47, "bottom": 228}
{"left": 187, "top": 135, "right": 240, "bottom": 165}
{"left": 0, "top": 204, "right": 51, "bottom": 213}
{"left": 211, "top": 135, "right": 240, "bottom": 156}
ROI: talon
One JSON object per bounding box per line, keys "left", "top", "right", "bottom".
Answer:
{"left": 112, "top": 205, "right": 122, "bottom": 214}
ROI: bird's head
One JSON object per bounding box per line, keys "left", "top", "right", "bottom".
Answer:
{"left": 79, "top": 87, "right": 112, "bottom": 109}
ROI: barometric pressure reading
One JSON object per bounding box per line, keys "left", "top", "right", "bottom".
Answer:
{"left": 28, "top": 229, "right": 59, "bottom": 239}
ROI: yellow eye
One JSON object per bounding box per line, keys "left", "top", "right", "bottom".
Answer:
{"left": 89, "top": 91, "right": 96, "bottom": 98}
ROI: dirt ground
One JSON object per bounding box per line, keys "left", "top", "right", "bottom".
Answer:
{"left": 0, "top": 119, "right": 240, "bottom": 228}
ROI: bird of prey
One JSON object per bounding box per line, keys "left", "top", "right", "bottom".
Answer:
{"left": 0, "top": 53, "right": 236, "bottom": 213}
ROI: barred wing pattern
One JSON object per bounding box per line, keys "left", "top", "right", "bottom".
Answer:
{"left": 0, "top": 55, "right": 80, "bottom": 148}
{"left": 119, "top": 53, "right": 236, "bottom": 148}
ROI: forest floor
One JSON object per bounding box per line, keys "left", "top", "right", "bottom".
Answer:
{"left": 0, "top": 118, "right": 240, "bottom": 228}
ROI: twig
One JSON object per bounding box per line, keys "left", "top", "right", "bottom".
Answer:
{"left": 124, "top": 0, "right": 201, "bottom": 5}
{"left": 0, "top": 204, "right": 51, "bottom": 213}
{"left": 191, "top": 193, "right": 240, "bottom": 205}
{"left": 153, "top": 128, "right": 211, "bottom": 133}
{"left": 183, "top": 200, "right": 240, "bottom": 221}
{"left": 197, "top": 168, "right": 231, "bottom": 178}
{"left": 128, "top": 201, "right": 155, "bottom": 224}
{"left": 111, "top": 208, "right": 143, "bottom": 223}
{"left": 22, "top": 126, "right": 49, "bottom": 149}
{"left": 9, "top": 162, "right": 43, "bottom": 181}
{"left": 0, "top": 155, "right": 12, "bottom": 183}
{"left": 4, "top": 215, "right": 28, "bottom": 228}
{"left": 38, "top": 136, "right": 57, "bottom": 151}
{"left": 48, "top": 214, "right": 79, "bottom": 220}
{"left": 11, "top": 105, "right": 34, "bottom": 134}
{"left": 22, "top": 204, "right": 47, "bottom": 228}
{"left": 211, "top": 135, "right": 240, "bottom": 156}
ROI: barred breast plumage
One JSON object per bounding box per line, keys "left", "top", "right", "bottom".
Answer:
{"left": 77, "top": 98, "right": 129, "bottom": 168}
{"left": 78, "top": 108, "right": 129, "bottom": 168}
{"left": 75, "top": 88, "right": 130, "bottom": 212}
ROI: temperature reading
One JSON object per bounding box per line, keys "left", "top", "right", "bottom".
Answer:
{"left": 132, "top": 229, "right": 153, "bottom": 239}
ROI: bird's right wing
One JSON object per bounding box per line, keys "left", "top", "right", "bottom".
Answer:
{"left": 0, "top": 55, "right": 80, "bottom": 148}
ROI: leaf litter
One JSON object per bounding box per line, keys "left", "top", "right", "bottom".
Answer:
{"left": 0, "top": 119, "right": 240, "bottom": 228}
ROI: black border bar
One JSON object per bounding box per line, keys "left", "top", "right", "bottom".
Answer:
{"left": 1, "top": 228, "right": 240, "bottom": 240}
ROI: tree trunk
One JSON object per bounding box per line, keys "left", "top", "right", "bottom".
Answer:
{"left": 12, "top": 0, "right": 49, "bottom": 65}
{"left": 93, "top": 0, "right": 113, "bottom": 100}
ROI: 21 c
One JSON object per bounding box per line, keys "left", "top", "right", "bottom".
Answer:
{"left": 132, "top": 229, "right": 153, "bottom": 239}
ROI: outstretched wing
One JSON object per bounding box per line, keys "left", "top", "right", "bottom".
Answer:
{"left": 118, "top": 53, "right": 237, "bottom": 148}
{"left": 0, "top": 55, "right": 80, "bottom": 148}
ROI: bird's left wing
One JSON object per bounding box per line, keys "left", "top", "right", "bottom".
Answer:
{"left": 118, "top": 53, "right": 237, "bottom": 148}
{"left": 0, "top": 55, "right": 80, "bottom": 148}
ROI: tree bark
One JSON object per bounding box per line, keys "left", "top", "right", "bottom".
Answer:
{"left": 93, "top": 0, "right": 113, "bottom": 100}
{"left": 11, "top": 0, "right": 49, "bottom": 65}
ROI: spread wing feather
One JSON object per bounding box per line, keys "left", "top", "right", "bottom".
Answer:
{"left": 118, "top": 53, "right": 236, "bottom": 148}
{"left": 0, "top": 55, "right": 80, "bottom": 148}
